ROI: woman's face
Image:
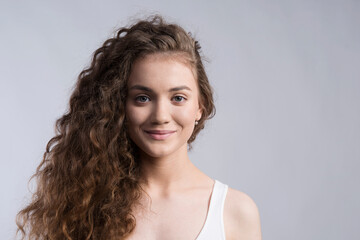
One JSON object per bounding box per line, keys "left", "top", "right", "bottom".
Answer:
{"left": 125, "top": 54, "right": 202, "bottom": 159}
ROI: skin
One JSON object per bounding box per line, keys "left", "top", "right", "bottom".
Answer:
{"left": 124, "top": 53, "right": 262, "bottom": 239}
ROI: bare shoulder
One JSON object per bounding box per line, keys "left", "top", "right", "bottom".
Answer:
{"left": 224, "top": 187, "right": 262, "bottom": 240}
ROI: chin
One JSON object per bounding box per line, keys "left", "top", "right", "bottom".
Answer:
{"left": 139, "top": 141, "right": 187, "bottom": 159}
{"left": 141, "top": 145, "right": 175, "bottom": 158}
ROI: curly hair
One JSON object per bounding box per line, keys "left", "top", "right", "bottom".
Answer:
{"left": 16, "top": 15, "right": 216, "bottom": 239}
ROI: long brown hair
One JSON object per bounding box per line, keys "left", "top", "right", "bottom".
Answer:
{"left": 16, "top": 15, "right": 216, "bottom": 239}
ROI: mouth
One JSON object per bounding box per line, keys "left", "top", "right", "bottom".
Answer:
{"left": 144, "top": 130, "right": 176, "bottom": 140}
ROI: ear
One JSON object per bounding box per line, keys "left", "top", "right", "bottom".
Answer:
{"left": 196, "top": 106, "right": 203, "bottom": 121}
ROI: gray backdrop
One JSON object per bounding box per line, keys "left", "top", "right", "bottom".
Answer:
{"left": 1, "top": 0, "right": 359, "bottom": 239}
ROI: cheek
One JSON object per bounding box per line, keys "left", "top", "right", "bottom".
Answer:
{"left": 174, "top": 105, "right": 198, "bottom": 125}
{"left": 125, "top": 105, "right": 144, "bottom": 143}
{"left": 125, "top": 105, "right": 146, "bottom": 125}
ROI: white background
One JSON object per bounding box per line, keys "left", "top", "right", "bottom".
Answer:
{"left": 1, "top": 0, "right": 359, "bottom": 239}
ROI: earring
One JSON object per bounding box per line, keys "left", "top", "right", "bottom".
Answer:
{"left": 195, "top": 120, "right": 199, "bottom": 125}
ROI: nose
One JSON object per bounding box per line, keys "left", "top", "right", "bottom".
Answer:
{"left": 150, "top": 98, "right": 171, "bottom": 125}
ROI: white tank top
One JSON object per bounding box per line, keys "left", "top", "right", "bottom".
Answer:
{"left": 196, "top": 179, "right": 229, "bottom": 240}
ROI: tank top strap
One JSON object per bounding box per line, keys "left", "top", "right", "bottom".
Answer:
{"left": 196, "top": 179, "right": 229, "bottom": 240}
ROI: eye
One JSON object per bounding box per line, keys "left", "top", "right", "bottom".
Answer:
{"left": 135, "top": 95, "right": 150, "bottom": 103}
{"left": 173, "top": 95, "right": 186, "bottom": 102}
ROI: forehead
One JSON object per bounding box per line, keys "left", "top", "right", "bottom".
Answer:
{"left": 127, "top": 54, "right": 198, "bottom": 91}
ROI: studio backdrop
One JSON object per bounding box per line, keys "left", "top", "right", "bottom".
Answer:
{"left": 1, "top": 0, "right": 359, "bottom": 239}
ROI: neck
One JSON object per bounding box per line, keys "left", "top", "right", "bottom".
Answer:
{"left": 138, "top": 144, "right": 200, "bottom": 196}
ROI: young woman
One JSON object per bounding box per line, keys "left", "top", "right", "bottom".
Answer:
{"left": 17, "top": 15, "right": 262, "bottom": 240}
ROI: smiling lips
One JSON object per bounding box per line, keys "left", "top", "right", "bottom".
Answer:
{"left": 144, "top": 130, "right": 176, "bottom": 140}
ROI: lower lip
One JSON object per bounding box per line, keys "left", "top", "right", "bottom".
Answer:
{"left": 145, "top": 132, "right": 175, "bottom": 140}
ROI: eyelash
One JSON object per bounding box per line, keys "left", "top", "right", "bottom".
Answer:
{"left": 135, "top": 95, "right": 186, "bottom": 103}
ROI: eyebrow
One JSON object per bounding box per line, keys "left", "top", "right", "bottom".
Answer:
{"left": 128, "top": 85, "right": 192, "bottom": 92}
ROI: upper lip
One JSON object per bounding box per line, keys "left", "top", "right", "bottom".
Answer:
{"left": 144, "top": 130, "right": 176, "bottom": 134}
